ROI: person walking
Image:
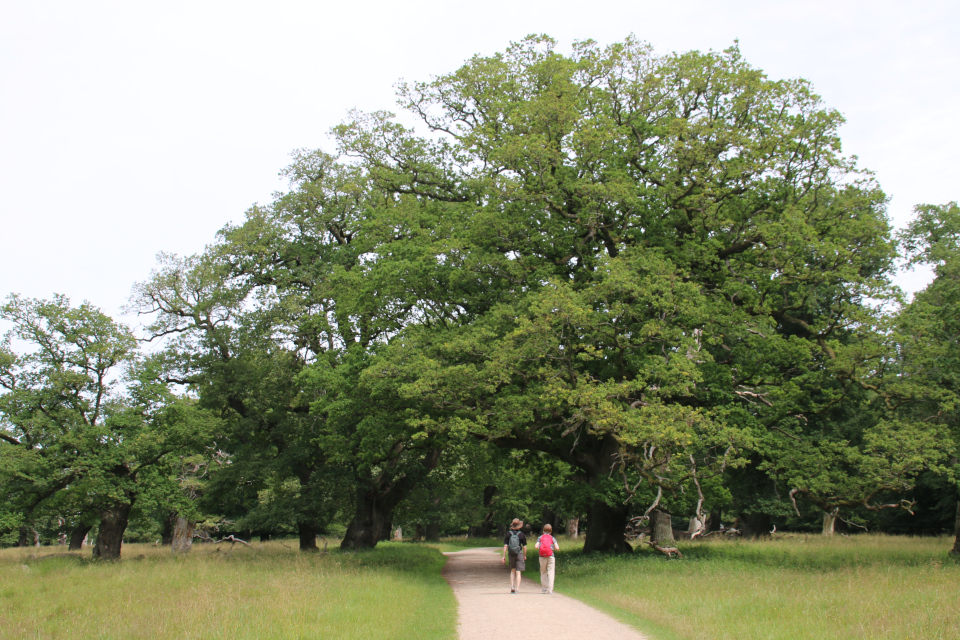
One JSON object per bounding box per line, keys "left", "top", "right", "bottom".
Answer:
{"left": 535, "top": 524, "right": 560, "bottom": 593}
{"left": 501, "top": 518, "right": 527, "bottom": 593}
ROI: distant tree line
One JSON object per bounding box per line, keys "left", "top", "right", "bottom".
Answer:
{"left": 2, "top": 37, "right": 958, "bottom": 558}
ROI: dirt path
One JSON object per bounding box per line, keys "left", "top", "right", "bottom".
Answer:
{"left": 442, "top": 547, "right": 650, "bottom": 640}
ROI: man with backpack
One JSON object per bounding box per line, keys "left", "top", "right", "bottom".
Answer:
{"left": 501, "top": 518, "right": 527, "bottom": 593}
{"left": 535, "top": 523, "right": 560, "bottom": 594}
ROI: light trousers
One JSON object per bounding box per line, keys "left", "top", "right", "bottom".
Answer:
{"left": 539, "top": 555, "right": 556, "bottom": 591}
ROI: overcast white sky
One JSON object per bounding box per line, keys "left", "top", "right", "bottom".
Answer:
{"left": 2, "top": 0, "right": 957, "bottom": 321}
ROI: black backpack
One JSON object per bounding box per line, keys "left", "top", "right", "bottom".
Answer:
{"left": 507, "top": 529, "right": 522, "bottom": 554}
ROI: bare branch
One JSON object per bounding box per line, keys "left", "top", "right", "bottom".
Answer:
{"left": 789, "top": 488, "right": 803, "bottom": 517}
{"left": 643, "top": 486, "right": 664, "bottom": 519}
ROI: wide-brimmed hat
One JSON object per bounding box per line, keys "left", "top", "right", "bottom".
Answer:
{"left": 510, "top": 518, "right": 523, "bottom": 530}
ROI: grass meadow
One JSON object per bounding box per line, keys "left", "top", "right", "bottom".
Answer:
{"left": 555, "top": 534, "right": 960, "bottom": 640}
{"left": 0, "top": 541, "right": 455, "bottom": 640}
{"left": 2, "top": 534, "right": 957, "bottom": 639}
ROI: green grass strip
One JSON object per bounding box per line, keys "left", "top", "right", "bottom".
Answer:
{"left": 552, "top": 534, "right": 960, "bottom": 640}
{"left": 1, "top": 541, "right": 457, "bottom": 640}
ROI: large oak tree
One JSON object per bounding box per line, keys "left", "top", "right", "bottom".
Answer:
{"left": 334, "top": 36, "right": 902, "bottom": 551}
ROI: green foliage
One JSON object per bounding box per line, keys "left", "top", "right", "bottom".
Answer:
{"left": 16, "top": 37, "right": 950, "bottom": 551}
{"left": 331, "top": 34, "right": 912, "bottom": 542}
{"left": 892, "top": 202, "right": 960, "bottom": 508}
{"left": 0, "top": 295, "right": 219, "bottom": 550}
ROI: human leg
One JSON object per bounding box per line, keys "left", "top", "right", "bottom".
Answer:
{"left": 515, "top": 553, "right": 524, "bottom": 591}
{"left": 545, "top": 555, "right": 556, "bottom": 592}
{"left": 509, "top": 553, "right": 520, "bottom": 591}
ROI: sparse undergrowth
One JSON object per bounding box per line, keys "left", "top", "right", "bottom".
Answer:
{"left": 554, "top": 534, "right": 960, "bottom": 640}
{"left": 0, "top": 541, "right": 456, "bottom": 640}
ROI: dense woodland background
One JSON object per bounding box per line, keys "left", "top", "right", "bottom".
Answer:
{"left": 2, "top": 37, "right": 958, "bottom": 558}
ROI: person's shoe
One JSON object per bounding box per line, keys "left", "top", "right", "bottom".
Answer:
{"left": 510, "top": 588, "right": 516, "bottom": 593}
{"left": 541, "top": 588, "right": 547, "bottom": 593}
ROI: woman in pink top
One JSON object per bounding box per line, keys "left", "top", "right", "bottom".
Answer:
{"left": 535, "top": 523, "right": 560, "bottom": 593}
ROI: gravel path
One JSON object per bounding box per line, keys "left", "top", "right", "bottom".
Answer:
{"left": 442, "top": 547, "right": 650, "bottom": 640}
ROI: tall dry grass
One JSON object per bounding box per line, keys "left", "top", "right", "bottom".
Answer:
{"left": 555, "top": 534, "right": 960, "bottom": 640}
{"left": 0, "top": 540, "right": 455, "bottom": 640}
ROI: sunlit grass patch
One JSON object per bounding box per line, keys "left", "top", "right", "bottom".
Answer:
{"left": 556, "top": 534, "right": 960, "bottom": 640}
{"left": 0, "top": 541, "right": 456, "bottom": 640}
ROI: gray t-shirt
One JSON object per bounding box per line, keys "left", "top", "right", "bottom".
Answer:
{"left": 503, "top": 530, "right": 527, "bottom": 553}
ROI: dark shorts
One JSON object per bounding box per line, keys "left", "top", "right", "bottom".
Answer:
{"left": 508, "top": 553, "right": 525, "bottom": 571}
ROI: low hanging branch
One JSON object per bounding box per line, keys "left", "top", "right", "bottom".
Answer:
{"left": 837, "top": 516, "right": 869, "bottom": 532}
{"left": 616, "top": 429, "right": 739, "bottom": 542}
{"left": 864, "top": 498, "right": 916, "bottom": 514}
{"left": 790, "top": 487, "right": 918, "bottom": 520}
{"left": 215, "top": 535, "right": 251, "bottom": 549}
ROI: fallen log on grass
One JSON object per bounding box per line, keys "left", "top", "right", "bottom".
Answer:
{"left": 645, "top": 541, "right": 683, "bottom": 559}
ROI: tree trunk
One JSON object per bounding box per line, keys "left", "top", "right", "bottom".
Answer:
{"left": 706, "top": 507, "right": 722, "bottom": 532}
{"left": 650, "top": 509, "right": 674, "bottom": 544}
{"left": 424, "top": 494, "right": 441, "bottom": 542}
{"left": 340, "top": 449, "right": 441, "bottom": 550}
{"left": 379, "top": 516, "right": 394, "bottom": 542}
{"left": 566, "top": 517, "right": 579, "bottom": 539}
{"left": 414, "top": 524, "right": 425, "bottom": 542}
{"left": 582, "top": 500, "right": 632, "bottom": 553}
{"left": 171, "top": 516, "right": 196, "bottom": 554}
{"left": 541, "top": 506, "right": 558, "bottom": 532}
{"left": 477, "top": 486, "right": 497, "bottom": 537}
{"left": 822, "top": 508, "right": 839, "bottom": 536}
{"left": 341, "top": 489, "right": 395, "bottom": 549}
{"left": 581, "top": 435, "right": 632, "bottom": 553}
{"left": 951, "top": 501, "right": 960, "bottom": 555}
{"left": 340, "top": 489, "right": 407, "bottom": 549}
{"left": 297, "top": 521, "right": 319, "bottom": 552}
{"left": 160, "top": 513, "right": 175, "bottom": 546}
{"left": 738, "top": 512, "right": 772, "bottom": 538}
{"left": 93, "top": 500, "right": 133, "bottom": 560}
{"left": 69, "top": 524, "right": 93, "bottom": 551}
